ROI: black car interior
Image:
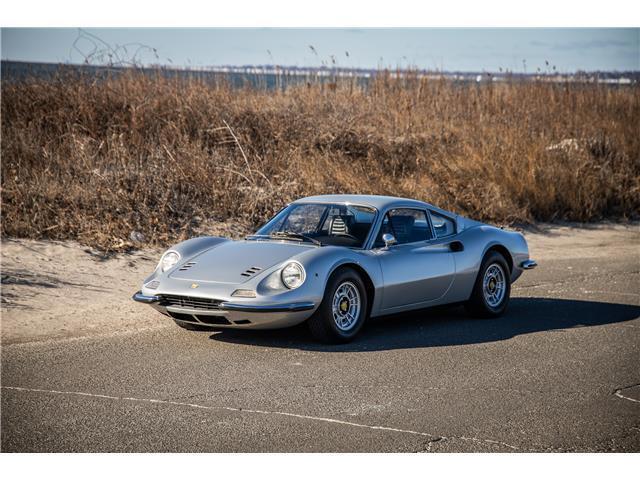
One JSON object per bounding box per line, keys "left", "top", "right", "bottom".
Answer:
{"left": 257, "top": 203, "right": 449, "bottom": 249}
{"left": 373, "top": 212, "right": 433, "bottom": 247}
{"left": 292, "top": 205, "right": 374, "bottom": 248}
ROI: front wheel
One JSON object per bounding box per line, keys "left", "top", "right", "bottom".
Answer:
{"left": 465, "top": 251, "right": 511, "bottom": 318}
{"left": 307, "top": 267, "right": 368, "bottom": 344}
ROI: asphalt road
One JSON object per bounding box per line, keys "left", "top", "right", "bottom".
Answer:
{"left": 2, "top": 247, "right": 639, "bottom": 452}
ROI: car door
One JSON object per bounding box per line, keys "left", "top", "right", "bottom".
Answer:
{"left": 375, "top": 208, "right": 456, "bottom": 311}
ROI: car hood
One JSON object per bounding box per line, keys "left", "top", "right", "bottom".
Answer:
{"left": 168, "top": 240, "right": 313, "bottom": 284}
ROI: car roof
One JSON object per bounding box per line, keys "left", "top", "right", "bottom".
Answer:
{"left": 292, "top": 194, "right": 438, "bottom": 212}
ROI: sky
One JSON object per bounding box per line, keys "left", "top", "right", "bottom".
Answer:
{"left": 1, "top": 28, "right": 638, "bottom": 72}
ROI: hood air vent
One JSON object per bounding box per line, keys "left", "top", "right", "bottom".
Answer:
{"left": 240, "top": 266, "right": 262, "bottom": 277}
{"left": 178, "top": 262, "right": 197, "bottom": 272}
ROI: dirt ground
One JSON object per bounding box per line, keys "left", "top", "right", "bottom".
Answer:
{"left": 1, "top": 222, "right": 638, "bottom": 345}
{"left": 1, "top": 223, "right": 639, "bottom": 452}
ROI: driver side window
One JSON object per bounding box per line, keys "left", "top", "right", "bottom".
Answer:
{"left": 374, "top": 208, "right": 432, "bottom": 247}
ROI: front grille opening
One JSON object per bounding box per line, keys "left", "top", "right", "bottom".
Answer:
{"left": 159, "top": 295, "right": 222, "bottom": 310}
{"left": 234, "top": 319, "right": 252, "bottom": 325}
{"left": 195, "top": 315, "right": 231, "bottom": 325}
{"left": 168, "top": 312, "right": 195, "bottom": 322}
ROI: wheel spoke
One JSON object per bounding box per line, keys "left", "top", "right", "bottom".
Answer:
{"left": 483, "top": 263, "right": 507, "bottom": 308}
{"left": 331, "top": 281, "right": 361, "bottom": 332}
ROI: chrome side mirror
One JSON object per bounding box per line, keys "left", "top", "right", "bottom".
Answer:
{"left": 382, "top": 233, "right": 397, "bottom": 248}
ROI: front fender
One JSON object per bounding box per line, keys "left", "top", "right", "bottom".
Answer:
{"left": 289, "top": 247, "right": 384, "bottom": 316}
{"left": 170, "top": 236, "right": 231, "bottom": 260}
{"left": 143, "top": 236, "right": 230, "bottom": 283}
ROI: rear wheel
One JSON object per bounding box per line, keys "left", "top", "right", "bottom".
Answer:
{"left": 465, "top": 251, "right": 511, "bottom": 318}
{"left": 308, "top": 267, "right": 368, "bottom": 344}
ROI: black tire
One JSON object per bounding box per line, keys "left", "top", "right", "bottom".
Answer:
{"left": 307, "top": 267, "right": 369, "bottom": 344}
{"left": 464, "top": 250, "right": 511, "bottom": 318}
{"left": 173, "top": 320, "right": 217, "bottom": 331}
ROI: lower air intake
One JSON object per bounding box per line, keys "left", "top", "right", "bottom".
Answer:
{"left": 195, "top": 315, "right": 231, "bottom": 325}
{"left": 168, "top": 312, "right": 195, "bottom": 322}
{"left": 159, "top": 295, "right": 222, "bottom": 310}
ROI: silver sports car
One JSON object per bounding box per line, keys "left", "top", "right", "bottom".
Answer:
{"left": 133, "top": 195, "right": 537, "bottom": 343}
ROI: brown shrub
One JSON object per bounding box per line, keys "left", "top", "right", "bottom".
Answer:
{"left": 2, "top": 71, "right": 639, "bottom": 251}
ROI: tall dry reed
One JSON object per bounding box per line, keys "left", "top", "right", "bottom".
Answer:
{"left": 2, "top": 71, "right": 639, "bottom": 251}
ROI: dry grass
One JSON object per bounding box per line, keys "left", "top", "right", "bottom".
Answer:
{"left": 2, "top": 71, "right": 639, "bottom": 251}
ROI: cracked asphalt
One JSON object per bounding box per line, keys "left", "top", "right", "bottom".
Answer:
{"left": 1, "top": 227, "right": 639, "bottom": 452}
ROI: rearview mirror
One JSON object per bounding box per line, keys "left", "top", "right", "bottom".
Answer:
{"left": 382, "top": 233, "right": 397, "bottom": 248}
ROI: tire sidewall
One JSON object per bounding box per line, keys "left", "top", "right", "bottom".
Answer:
{"left": 317, "top": 268, "right": 368, "bottom": 341}
{"left": 477, "top": 252, "right": 511, "bottom": 315}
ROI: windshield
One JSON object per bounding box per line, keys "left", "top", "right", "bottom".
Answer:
{"left": 251, "top": 203, "right": 378, "bottom": 248}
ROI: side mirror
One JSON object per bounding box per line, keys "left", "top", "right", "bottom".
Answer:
{"left": 382, "top": 233, "right": 397, "bottom": 248}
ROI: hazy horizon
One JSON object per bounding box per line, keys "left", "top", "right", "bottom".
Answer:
{"left": 2, "top": 28, "right": 639, "bottom": 73}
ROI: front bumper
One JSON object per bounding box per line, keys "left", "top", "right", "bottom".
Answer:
{"left": 132, "top": 292, "right": 160, "bottom": 303}
{"left": 520, "top": 259, "right": 538, "bottom": 270}
{"left": 132, "top": 291, "right": 316, "bottom": 330}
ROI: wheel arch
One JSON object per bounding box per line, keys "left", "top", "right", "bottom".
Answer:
{"left": 483, "top": 243, "right": 514, "bottom": 273}
{"left": 465, "top": 242, "right": 514, "bottom": 318}
{"left": 327, "top": 262, "right": 375, "bottom": 317}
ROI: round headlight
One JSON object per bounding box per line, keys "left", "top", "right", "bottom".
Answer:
{"left": 281, "top": 262, "right": 305, "bottom": 289}
{"left": 160, "top": 251, "right": 180, "bottom": 272}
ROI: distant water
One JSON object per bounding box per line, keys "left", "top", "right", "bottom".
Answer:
{"left": 0, "top": 60, "right": 368, "bottom": 90}
{"left": 3, "top": 60, "right": 637, "bottom": 88}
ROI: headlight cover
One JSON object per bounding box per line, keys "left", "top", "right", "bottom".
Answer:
{"left": 159, "top": 251, "right": 180, "bottom": 272}
{"left": 281, "top": 262, "right": 305, "bottom": 289}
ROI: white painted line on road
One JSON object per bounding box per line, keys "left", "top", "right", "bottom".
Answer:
{"left": 614, "top": 385, "right": 640, "bottom": 404}
{"left": 2, "top": 385, "right": 520, "bottom": 451}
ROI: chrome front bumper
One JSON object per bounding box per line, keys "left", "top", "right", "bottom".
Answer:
{"left": 520, "top": 259, "right": 538, "bottom": 270}
{"left": 132, "top": 291, "right": 316, "bottom": 329}
{"left": 132, "top": 292, "right": 160, "bottom": 303}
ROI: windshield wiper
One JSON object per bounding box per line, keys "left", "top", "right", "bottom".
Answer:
{"left": 245, "top": 231, "right": 323, "bottom": 246}
{"left": 270, "top": 231, "right": 323, "bottom": 246}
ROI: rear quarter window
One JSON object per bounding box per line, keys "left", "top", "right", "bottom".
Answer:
{"left": 430, "top": 211, "right": 456, "bottom": 238}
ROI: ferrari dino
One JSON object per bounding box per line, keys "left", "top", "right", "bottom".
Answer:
{"left": 133, "top": 195, "right": 536, "bottom": 343}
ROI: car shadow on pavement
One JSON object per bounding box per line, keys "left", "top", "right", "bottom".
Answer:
{"left": 207, "top": 297, "right": 640, "bottom": 352}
